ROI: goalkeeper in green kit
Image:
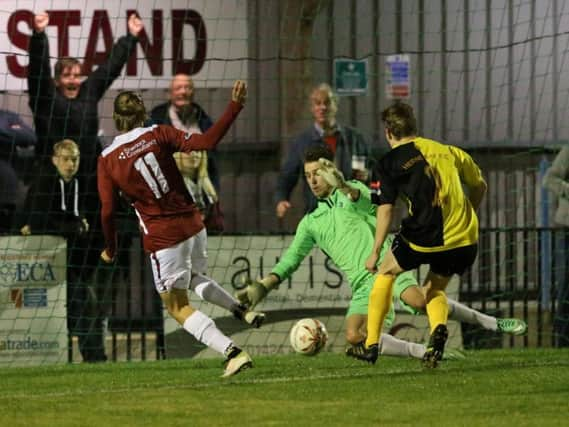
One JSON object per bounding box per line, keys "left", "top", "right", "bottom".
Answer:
{"left": 236, "top": 146, "right": 527, "bottom": 360}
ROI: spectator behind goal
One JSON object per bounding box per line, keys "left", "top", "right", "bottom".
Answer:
{"left": 275, "top": 83, "right": 372, "bottom": 218}
{"left": 0, "top": 109, "right": 37, "bottom": 232}
{"left": 174, "top": 150, "right": 224, "bottom": 233}
{"left": 150, "top": 74, "right": 220, "bottom": 190}
{"left": 20, "top": 139, "right": 109, "bottom": 362}
{"left": 543, "top": 145, "right": 569, "bottom": 347}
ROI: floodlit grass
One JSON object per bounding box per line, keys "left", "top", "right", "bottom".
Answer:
{"left": 1, "top": 349, "right": 568, "bottom": 427}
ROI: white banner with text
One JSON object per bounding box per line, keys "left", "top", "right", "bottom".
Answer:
{"left": 0, "top": 235, "right": 67, "bottom": 366}
{"left": 1, "top": 0, "right": 248, "bottom": 90}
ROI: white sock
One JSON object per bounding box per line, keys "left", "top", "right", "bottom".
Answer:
{"left": 447, "top": 298, "right": 497, "bottom": 331}
{"left": 379, "top": 333, "right": 425, "bottom": 359}
{"left": 183, "top": 310, "right": 233, "bottom": 355}
{"left": 190, "top": 273, "right": 238, "bottom": 312}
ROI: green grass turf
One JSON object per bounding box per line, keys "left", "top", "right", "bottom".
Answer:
{"left": 1, "top": 348, "right": 568, "bottom": 427}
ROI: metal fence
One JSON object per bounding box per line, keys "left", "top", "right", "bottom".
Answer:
{"left": 460, "top": 227, "right": 566, "bottom": 348}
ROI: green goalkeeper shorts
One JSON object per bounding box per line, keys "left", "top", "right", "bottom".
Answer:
{"left": 346, "top": 270, "right": 420, "bottom": 326}
{"left": 346, "top": 276, "right": 395, "bottom": 327}
{"left": 393, "top": 270, "right": 421, "bottom": 316}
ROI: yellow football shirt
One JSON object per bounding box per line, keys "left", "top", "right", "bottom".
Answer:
{"left": 372, "top": 137, "right": 484, "bottom": 252}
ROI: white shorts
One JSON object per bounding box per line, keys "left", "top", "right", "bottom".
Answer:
{"left": 149, "top": 229, "right": 208, "bottom": 293}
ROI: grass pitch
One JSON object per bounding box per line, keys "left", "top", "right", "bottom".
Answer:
{"left": 1, "top": 348, "right": 568, "bottom": 427}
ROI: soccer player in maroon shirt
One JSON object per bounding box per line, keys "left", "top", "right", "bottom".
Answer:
{"left": 97, "top": 81, "right": 254, "bottom": 377}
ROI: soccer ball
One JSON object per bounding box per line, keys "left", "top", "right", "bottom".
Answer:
{"left": 289, "top": 318, "right": 328, "bottom": 356}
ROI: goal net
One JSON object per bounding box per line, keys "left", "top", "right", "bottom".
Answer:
{"left": 0, "top": 0, "right": 567, "bottom": 365}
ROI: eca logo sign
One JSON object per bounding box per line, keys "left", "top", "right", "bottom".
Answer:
{"left": 0, "top": 262, "right": 56, "bottom": 284}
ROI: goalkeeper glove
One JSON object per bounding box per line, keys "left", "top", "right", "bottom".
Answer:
{"left": 235, "top": 277, "right": 276, "bottom": 309}
{"left": 317, "top": 158, "right": 347, "bottom": 190}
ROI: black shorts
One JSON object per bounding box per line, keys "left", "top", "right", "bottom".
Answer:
{"left": 391, "top": 234, "right": 478, "bottom": 277}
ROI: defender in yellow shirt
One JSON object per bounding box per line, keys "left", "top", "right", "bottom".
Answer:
{"left": 351, "top": 101, "right": 488, "bottom": 367}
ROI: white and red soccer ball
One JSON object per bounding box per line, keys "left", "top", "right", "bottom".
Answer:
{"left": 289, "top": 318, "right": 328, "bottom": 356}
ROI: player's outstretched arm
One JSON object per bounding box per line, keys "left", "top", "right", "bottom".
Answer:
{"left": 235, "top": 274, "right": 279, "bottom": 309}
{"left": 97, "top": 159, "right": 118, "bottom": 262}
{"left": 231, "top": 80, "right": 247, "bottom": 106}
{"left": 175, "top": 80, "right": 247, "bottom": 153}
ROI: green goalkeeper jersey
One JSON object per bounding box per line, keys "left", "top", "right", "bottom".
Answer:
{"left": 272, "top": 180, "right": 391, "bottom": 293}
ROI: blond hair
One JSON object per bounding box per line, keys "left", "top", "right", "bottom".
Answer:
{"left": 174, "top": 151, "right": 218, "bottom": 201}
{"left": 53, "top": 139, "right": 79, "bottom": 156}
